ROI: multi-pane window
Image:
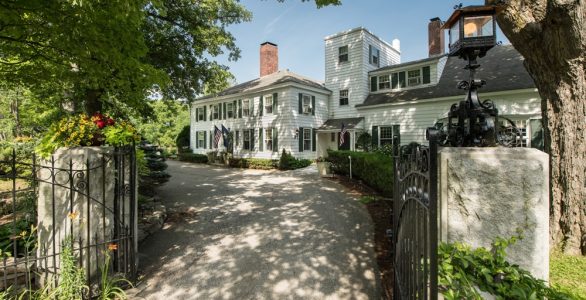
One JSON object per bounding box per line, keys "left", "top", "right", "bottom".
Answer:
{"left": 265, "top": 95, "right": 273, "bottom": 114}
{"left": 379, "top": 125, "right": 400, "bottom": 150}
{"left": 302, "top": 95, "right": 311, "bottom": 114}
{"left": 408, "top": 69, "right": 422, "bottom": 87}
{"left": 338, "top": 46, "right": 348, "bottom": 63}
{"left": 378, "top": 75, "right": 391, "bottom": 90}
{"left": 499, "top": 119, "right": 528, "bottom": 147}
{"left": 213, "top": 104, "right": 219, "bottom": 120}
{"left": 197, "top": 131, "right": 205, "bottom": 148}
{"left": 227, "top": 103, "right": 234, "bottom": 118}
{"left": 243, "top": 129, "right": 251, "bottom": 150}
{"left": 243, "top": 99, "right": 250, "bottom": 117}
{"left": 265, "top": 128, "right": 273, "bottom": 151}
{"left": 369, "top": 45, "right": 380, "bottom": 67}
{"left": 197, "top": 108, "right": 204, "bottom": 121}
{"left": 303, "top": 128, "right": 311, "bottom": 151}
{"left": 339, "top": 89, "right": 349, "bottom": 106}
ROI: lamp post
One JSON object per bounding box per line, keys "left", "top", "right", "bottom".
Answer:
{"left": 429, "top": 5, "right": 505, "bottom": 147}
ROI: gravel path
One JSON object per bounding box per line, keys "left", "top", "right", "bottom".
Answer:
{"left": 130, "top": 160, "right": 380, "bottom": 300}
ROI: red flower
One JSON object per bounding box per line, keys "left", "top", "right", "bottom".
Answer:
{"left": 107, "top": 118, "right": 115, "bottom": 126}
{"left": 96, "top": 120, "right": 106, "bottom": 129}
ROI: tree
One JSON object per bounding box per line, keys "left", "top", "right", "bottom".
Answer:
{"left": 0, "top": 0, "right": 251, "bottom": 116}
{"left": 484, "top": 0, "right": 585, "bottom": 255}
{"left": 134, "top": 100, "right": 189, "bottom": 149}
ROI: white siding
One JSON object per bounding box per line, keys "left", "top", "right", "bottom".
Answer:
{"left": 358, "top": 90, "right": 541, "bottom": 146}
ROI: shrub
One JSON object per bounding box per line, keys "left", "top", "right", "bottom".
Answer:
{"left": 326, "top": 150, "right": 393, "bottom": 196}
{"left": 356, "top": 132, "right": 372, "bottom": 151}
{"left": 175, "top": 125, "right": 190, "bottom": 154}
{"left": 278, "top": 149, "right": 312, "bottom": 170}
{"left": 177, "top": 153, "right": 208, "bottom": 163}
{"left": 229, "top": 158, "right": 277, "bottom": 170}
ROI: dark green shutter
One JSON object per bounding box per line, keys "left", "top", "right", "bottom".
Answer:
{"left": 376, "top": 49, "right": 380, "bottom": 67}
{"left": 259, "top": 96, "right": 263, "bottom": 116}
{"left": 223, "top": 102, "right": 226, "bottom": 119}
{"left": 371, "top": 77, "right": 378, "bottom": 92}
{"left": 238, "top": 99, "right": 242, "bottom": 118}
{"left": 210, "top": 130, "right": 213, "bottom": 148}
{"left": 369, "top": 45, "right": 372, "bottom": 64}
{"left": 273, "top": 128, "right": 278, "bottom": 152}
{"left": 311, "top": 96, "right": 315, "bottom": 116}
{"left": 203, "top": 131, "right": 207, "bottom": 149}
{"left": 259, "top": 128, "right": 263, "bottom": 151}
{"left": 422, "top": 66, "right": 431, "bottom": 84}
{"left": 372, "top": 126, "right": 379, "bottom": 148}
{"left": 195, "top": 108, "right": 198, "bottom": 123}
{"left": 392, "top": 73, "right": 399, "bottom": 89}
{"left": 233, "top": 100, "right": 237, "bottom": 118}
{"left": 399, "top": 71, "right": 406, "bottom": 88}
{"left": 312, "top": 128, "right": 316, "bottom": 151}
{"left": 195, "top": 131, "right": 198, "bottom": 149}
{"left": 203, "top": 106, "right": 207, "bottom": 121}
{"left": 251, "top": 129, "right": 255, "bottom": 151}
{"left": 210, "top": 105, "right": 213, "bottom": 120}
{"left": 298, "top": 127, "right": 304, "bottom": 152}
{"left": 392, "top": 125, "right": 401, "bottom": 155}
{"left": 273, "top": 93, "right": 278, "bottom": 112}
{"left": 298, "top": 93, "right": 303, "bottom": 114}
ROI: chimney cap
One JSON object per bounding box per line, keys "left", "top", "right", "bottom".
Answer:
{"left": 429, "top": 17, "right": 442, "bottom": 22}
{"left": 260, "top": 41, "right": 278, "bottom": 47}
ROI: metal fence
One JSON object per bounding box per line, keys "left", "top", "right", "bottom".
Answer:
{"left": 0, "top": 146, "right": 137, "bottom": 298}
{"left": 392, "top": 135, "right": 438, "bottom": 300}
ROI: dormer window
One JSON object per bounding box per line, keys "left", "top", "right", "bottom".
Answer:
{"left": 370, "top": 65, "right": 433, "bottom": 92}
{"left": 379, "top": 75, "right": 391, "bottom": 90}
{"left": 338, "top": 46, "right": 348, "bottom": 63}
{"left": 408, "top": 70, "right": 421, "bottom": 87}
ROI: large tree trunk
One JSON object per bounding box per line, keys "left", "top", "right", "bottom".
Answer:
{"left": 490, "top": 0, "right": 586, "bottom": 254}
{"left": 84, "top": 89, "right": 103, "bottom": 116}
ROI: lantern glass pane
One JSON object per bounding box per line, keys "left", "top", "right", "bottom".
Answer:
{"left": 449, "top": 20, "right": 460, "bottom": 44}
{"left": 463, "top": 15, "right": 493, "bottom": 38}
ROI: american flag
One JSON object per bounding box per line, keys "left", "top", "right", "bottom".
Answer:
{"left": 214, "top": 125, "right": 222, "bottom": 148}
{"left": 339, "top": 122, "right": 347, "bottom": 146}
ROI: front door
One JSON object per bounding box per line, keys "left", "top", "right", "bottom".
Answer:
{"left": 339, "top": 131, "right": 350, "bottom": 150}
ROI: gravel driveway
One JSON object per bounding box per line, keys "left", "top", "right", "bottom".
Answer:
{"left": 130, "top": 160, "right": 380, "bottom": 299}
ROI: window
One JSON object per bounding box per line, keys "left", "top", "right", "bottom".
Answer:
{"left": 302, "top": 94, "right": 312, "bottom": 114}
{"left": 243, "top": 129, "right": 252, "bottom": 150}
{"left": 265, "top": 128, "right": 273, "bottom": 151}
{"left": 379, "top": 125, "right": 400, "bottom": 155}
{"left": 339, "top": 89, "right": 349, "bottom": 106}
{"left": 197, "top": 108, "right": 204, "bottom": 121}
{"left": 331, "top": 132, "right": 336, "bottom": 142}
{"left": 265, "top": 95, "right": 273, "bottom": 114}
{"left": 369, "top": 45, "right": 380, "bottom": 67}
{"left": 213, "top": 104, "right": 219, "bottom": 120}
{"left": 378, "top": 75, "right": 390, "bottom": 90}
{"left": 408, "top": 69, "right": 421, "bottom": 87}
{"left": 227, "top": 102, "right": 234, "bottom": 118}
{"left": 235, "top": 130, "right": 240, "bottom": 147}
{"left": 303, "top": 128, "right": 311, "bottom": 151}
{"left": 338, "top": 45, "right": 348, "bottom": 63}
{"left": 242, "top": 99, "right": 250, "bottom": 117}
{"left": 499, "top": 119, "right": 528, "bottom": 147}
{"left": 197, "top": 131, "right": 205, "bottom": 148}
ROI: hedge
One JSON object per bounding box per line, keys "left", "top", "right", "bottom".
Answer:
{"left": 229, "top": 158, "right": 277, "bottom": 170}
{"left": 177, "top": 153, "right": 209, "bottom": 163}
{"left": 326, "top": 150, "right": 393, "bottom": 196}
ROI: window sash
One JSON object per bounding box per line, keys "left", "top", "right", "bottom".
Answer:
{"left": 242, "top": 99, "right": 250, "bottom": 117}
{"left": 265, "top": 128, "right": 273, "bottom": 151}
{"left": 213, "top": 105, "right": 219, "bottom": 119}
{"left": 197, "top": 132, "right": 205, "bottom": 148}
{"left": 378, "top": 75, "right": 390, "bottom": 89}
{"left": 408, "top": 69, "right": 421, "bottom": 86}
{"left": 303, "top": 95, "right": 311, "bottom": 114}
{"left": 379, "top": 126, "right": 393, "bottom": 145}
{"left": 303, "top": 128, "right": 311, "bottom": 150}
{"left": 243, "top": 130, "right": 251, "bottom": 150}
{"left": 227, "top": 103, "right": 234, "bottom": 118}
{"left": 339, "top": 89, "right": 349, "bottom": 106}
{"left": 338, "top": 46, "right": 348, "bottom": 62}
{"left": 197, "top": 108, "right": 204, "bottom": 121}
{"left": 265, "top": 96, "right": 273, "bottom": 114}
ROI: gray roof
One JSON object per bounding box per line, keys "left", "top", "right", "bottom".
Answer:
{"left": 371, "top": 54, "right": 447, "bottom": 73}
{"left": 318, "top": 117, "right": 364, "bottom": 131}
{"left": 358, "top": 45, "right": 536, "bottom": 108}
{"left": 197, "top": 70, "right": 329, "bottom": 101}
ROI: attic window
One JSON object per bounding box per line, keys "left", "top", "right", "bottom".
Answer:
{"left": 408, "top": 69, "right": 421, "bottom": 86}
{"left": 378, "top": 75, "right": 390, "bottom": 90}
{"left": 338, "top": 46, "right": 348, "bottom": 63}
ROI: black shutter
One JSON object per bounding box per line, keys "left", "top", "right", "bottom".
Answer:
{"left": 195, "top": 131, "right": 198, "bottom": 149}
{"left": 251, "top": 129, "right": 255, "bottom": 151}
{"left": 392, "top": 73, "right": 399, "bottom": 89}
{"left": 233, "top": 100, "right": 237, "bottom": 118}
{"left": 392, "top": 125, "right": 401, "bottom": 155}
{"left": 312, "top": 128, "right": 316, "bottom": 151}
{"left": 371, "top": 77, "right": 378, "bottom": 92}
{"left": 210, "top": 130, "right": 213, "bottom": 149}
{"left": 223, "top": 102, "right": 226, "bottom": 119}
{"left": 210, "top": 105, "right": 213, "bottom": 120}
{"left": 238, "top": 99, "right": 242, "bottom": 118}
{"left": 203, "top": 106, "right": 207, "bottom": 121}
{"left": 259, "top": 128, "right": 263, "bottom": 151}
{"left": 369, "top": 45, "right": 372, "bottom": 64}
{"left": 298, "top": 93, "right": 303, "bottom": 114}
{"left": 376, "top": 49, "right": 380, "bottom": 67}
{"left": 203, "top": 131, "right": 207, "bottom": 149}
{"left": 273, "top": 128, "right": 278, "bottom": 152}
{"left": 195, "top": 108, "right": 198, "bottom": 123}
{"left": 422, "top": 66, "right": 431, "bottom": 84}
{"left": 298, "top": 127, "right": 303, "bottom": 152}
{"left": 399, "top": 71, "right": 406, "bottom": 88}
{"left": 259, "top": 96, "right": 263, "bottom": 116}
{"left": 372, "top": 126, "right": 379, "bottom": 148}
{"left": 311, "top": 96, "right": 315, "bottom": 116}
{"left": 273, "top": 93, "right": 278, "bottom": 112}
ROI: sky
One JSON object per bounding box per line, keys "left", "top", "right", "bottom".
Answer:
{"left": 215, "top": 0, "right": 507, "bottom": 84}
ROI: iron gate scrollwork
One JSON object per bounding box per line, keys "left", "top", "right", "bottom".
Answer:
{"left": 393, "top": 133, "right": 439, "bottom": 300}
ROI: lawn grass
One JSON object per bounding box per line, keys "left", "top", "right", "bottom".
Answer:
{"left": 550, "top": 251, "right": 586, "bottom": 299}
{"left": 0, "top": 179, "right": 28, "bottom": 192}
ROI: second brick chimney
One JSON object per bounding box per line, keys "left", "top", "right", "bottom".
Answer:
{"left": 428, "top": 17, "right": 445, "bottom": 57}
{"left": 260, "top": 42, "right": 278, "bottom": 77}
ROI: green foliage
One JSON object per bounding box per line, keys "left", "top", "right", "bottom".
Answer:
{"left": 177, "top": 153, "right": 208, "bottom": 164}
{"left": 278, "top": 149, "right": 312, "bottom": 170}
{"left": 57, "top": 237, "right": 88, "bottom": 299}
{"left": 439, "top": 237, "right": 572, "bottom": 300}
{"left": 229, "top": 158, "right": 277, "bottom": 170}
{"left": 358, "top": 195, "right": 377, "bottom": 204}
{"left": 372, "top": 144, "right": 396, "bottom": 156}
{"left": 550, "top": 252, "right": 586, "bottom": 299}
{"left": 176, "top": 125, "right": 191, "bottom": 154}
{"left": 98, "top": 252, "right": 131, "bottom": 300}
{"left": 356, "top": 132, "right": 372, "bottom": 152}
{"left": 133, "top": 100, "right": 190, "bottom": 150}
{"left": 326, "top": 150, "right": 393, "bottom": 196}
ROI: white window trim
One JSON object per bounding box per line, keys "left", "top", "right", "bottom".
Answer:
{"left": 265, "top": 128, "right": 273, "bottom": 152}
{"left": 338, "top": 45, "right": 349, "bottom": 63}
{"left": 197, "top": 132, "right": 205, "bottom": 148}
{"left": 302, "top": 94, "right": 312, "bottom": 115}
{"left": 243, "top": 129, "right": 252, "bottom": 150}
{"left": 339, "top": 89, "right": 349, "bottom": 106}
{"left": 264, "top": 95, "right": 273, "bottom": 114}
{"left": 407, "top": 69, "right": 422, "bottom": 87}
{"left": 242, "top": 99, "right": 250, "bottom": 117}
{"left": 303, "top": 128, "right": 312, "bottom": 151}
{"left": 227, "top": 102, "right": 234, "bottom": 118}
{"left": 378, "top": 75, "right": 390, "bottom": 90}
{"left": 374, "top": 66, "right": 433, "bottom": 92}
{"left": 378, "top": 125, "right": 399, "bottom": 147}
{"left": 213, "top": 104, "right": 219, "bottom": 120}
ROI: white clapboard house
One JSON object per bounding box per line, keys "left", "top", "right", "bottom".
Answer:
{"left": 190, "top": 19, "right": 542, "bottom": 159}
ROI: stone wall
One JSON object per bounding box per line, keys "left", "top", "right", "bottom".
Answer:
{"left": 37, "top": 147, "right": 136, "bottom": 279}
{"left": 438, "top": 147, "right": 549, "bottom": 281}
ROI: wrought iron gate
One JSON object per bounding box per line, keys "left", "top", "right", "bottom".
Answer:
{"left": 393, "top": 134, "right": 438, "bottom": 299}
{"left": 0, "top": 146, "right": 137, "bottom": 297}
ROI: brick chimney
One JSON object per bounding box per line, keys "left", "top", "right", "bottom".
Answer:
{"left": 428, "top": 17, "right": 445, "bottom": 57}
{"left": 260, "top": 42, "right": 278, "bottom": 77}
